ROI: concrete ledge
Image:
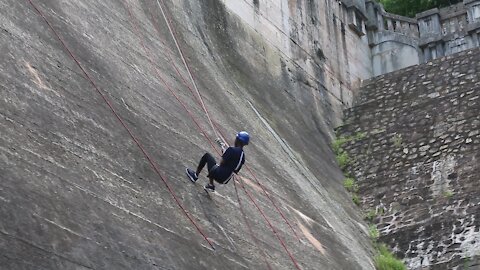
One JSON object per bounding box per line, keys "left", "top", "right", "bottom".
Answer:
{"left": 464, "top": 0, "right": 480, "bottom": 5}
{"left": 382, "top": 12, "right": 417, "bottom": 24}
{"left": 416, "top": 8, "right": 440, "bottom": 19}
{"left": 372, "top": 30, "right": 419, "bottom": 48}
{"left": 442, "top": 31, "right": 469, "bottom": 41}
{"left": 419, "top": 35, "right": 443, "bottom": 46}
{"left": 467, "top": 21, "right": 480, "bottom": 32}
{"left": 341, "top": 0, "right": 367, "bottom": 15}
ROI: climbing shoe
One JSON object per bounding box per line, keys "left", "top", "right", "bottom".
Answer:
{"left": 186, "top": 168, "right": 198, "bottom": 183}
{"left": 204, "top": 183, "right": 215, "bottom": 192}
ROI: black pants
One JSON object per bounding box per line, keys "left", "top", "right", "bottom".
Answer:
{"left": 197, "top": 153, "right": 218, "bottom": 177}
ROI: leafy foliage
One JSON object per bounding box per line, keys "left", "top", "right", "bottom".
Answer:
{"left": 374, "top": 244, "right": 407, "bottom": 270}
{"left": 379, "top": 0, "right": 462, "bottom": 18}
{"left": 365, "top": 209, "right": 378, "bottom": 221}
{"left": 352, "top": 194, "right": 361, "bottom": 205}
{"left": 392, "top": 134, "right": 403, "bottom": 148}
{"left": 369, "top": 225, "right": 380, "bottom": 240}
{"left": 336, "top": 152, "right": 351, "bottom": 170}
{"left": 344, "top": 178, "right": 359, "bottom": 193}
{"left": 332, "top": 136, "right": 350, "bottom": 155}
{"left": 443, "top": 190, "right": 454, "bottom": 198}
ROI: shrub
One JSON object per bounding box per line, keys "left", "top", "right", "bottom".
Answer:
{"left": 365, "top": 209, "right": 377, "bottom": 221}
{"left": 463, "top": 257, "right": 471, "bottom": 269}
{"left": 392, "top": 134, "right": 403, "bottom": 148}
{"left": 332, "top": 133, "right": 366, "bottom": 154}
{"left": 354, "top": 132, "right": 367, "bottom": 140}
{"left": 343, "top": 178, "right": 358, "bottom": 192}
{"left": 352, "top": 194, "right": 361, "bottom": 205}
{"left": 332, "top": 136, "right": 350, "bottom": 154}
{"left": 374, "top": 244, "right": 407, "bottom": 270}
{"left": 443, "top": 190, "right": 454, "bottom": 198}
{"left": 336, "top": 152, "right": 351, "bottom": 169}
{"left": 369, "top": 225, "right": 380, "bottom": 241}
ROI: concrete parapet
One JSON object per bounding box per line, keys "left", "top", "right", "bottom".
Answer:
{"left": 365, "top": 0, "right": 480, "bottom": 75}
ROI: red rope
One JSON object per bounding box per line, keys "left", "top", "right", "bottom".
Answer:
{"left": 237, "top": 176, "right": 302, "bottom": 270}
{"left": 151, "top": 1, "right": 302, "bottom": 268}
{"left": 156, "top": 0, "right": 219, "bottom": 139}
{"left": 233, "top": 179, "right": 273, "bottom": 270}
{"left": 121, "top": 1, "right": 219, "bottom": 154}
{"left": 213, "top": 122, "right": 302, "bottom": 242}
{"left": 120, "top": 3, "right": 278, "bottom": 267}
{"left": 140, "top": 7, "right": 275, "bottom": 269}
{"left": 146, "top": 1, "right": 299, "bottom": 267}
{"left": 152, "top": 0, "right": 301, "bottom": 243}
{"left": 26, "top": 0, "right": 215, "bottom": 251}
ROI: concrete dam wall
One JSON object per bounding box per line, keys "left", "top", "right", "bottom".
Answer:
{"left": 0, "top": 0, "right": 376, "bottom": 269}
{"left": 338, "top": 48, "right": 480, "bottom": 269}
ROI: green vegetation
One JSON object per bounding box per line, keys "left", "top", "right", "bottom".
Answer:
{"left": 335, "top": 132, "right": 406, "bottom": 270}
{"left": 463, "top": 257, "right": 471, "bottom": 269}
{"left": 352, "top": 194, "right": 361, "bottom": 205}
{"left": 333, "top": 133, "right": 367, "bottom": 207}
{"left": 379, "top": 0, "right": 462, "bottom": 18}
{"left": 332, "top": 133, "right": 367, "bottom": 155}
{"left": 365, "top": 209, "right": 378, "bottom": 221}
{"left": 392, "top": 134, "right": 403, "bottom": 148}
{"left": 369, "top": 225, "right": 380, "bottom": 240}
{"left": 354, "top": 132, "right": 367, "bottom": 140}
{"left": 332, "top": 133, "right": 366, "bottom": 170}
{"left": 443, "top": 190, "right": 454, "bottom": 198}
{"left": 336, "top": 152, "right": 351, "bottom": 170}
{"left": 332, "top": 136, "right": 351, "bottom": 154}
{"left": 374, "top": 244, "right": 407, "bottom": 270}
{"left": 344, "top": 178, "right": 359, "bottom": 193}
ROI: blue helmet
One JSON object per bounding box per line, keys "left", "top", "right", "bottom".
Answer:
{"left": 236, "top": 131, "right": 250, "bottom": 145}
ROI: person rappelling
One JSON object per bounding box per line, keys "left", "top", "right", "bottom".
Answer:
{"left": 186, "top": 131, "right": 249, "bottom": 192}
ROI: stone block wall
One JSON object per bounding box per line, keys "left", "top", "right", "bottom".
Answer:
{"left": 337, "top": 48, "right": 480, "bottom": 269}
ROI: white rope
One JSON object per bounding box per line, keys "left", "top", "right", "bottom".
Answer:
{"left": 156, "top": 0, "right": 220, "bottom": 140}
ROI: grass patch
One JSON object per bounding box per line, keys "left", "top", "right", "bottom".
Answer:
{"left": 365, "top": 209, "right": 377, "bottom": 221}
{"left": 354, "top": 132, "right": 367, "bottom": 140}
{"left": 369, "top": 225, "right": 380, "bottom": 241}
{"left": 374, "top": 245, "right": 407, "bottom": 270}
{"left": 332, "top": 132, "right": 367, "bottom": 154}
{"left": 443, "top": 190, "right": 454, "bottom": 198}
{"left": 332, "top": 133, "right": 366, "bottom": 170}
{"left": 352, "top": 194, "right": 361, "bottom": 205}
{"left": 392, "top": 134, "right": 403, "bottom": 148}
{"left": 332, "top": 136, "right": 350, "bottom": 154}
{"left": 463, "top": 257, "right": 471, "bottom": 269}
{"left": 336, "top": 152, "right": 351, "bottom": 169}
{"left": 343, "top": 178, "right": 359, "bottom": 192}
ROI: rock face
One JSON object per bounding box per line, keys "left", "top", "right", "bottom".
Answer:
{"left": 338, "top": 48, "right": 480, "bottom": 269}
{"left": 0, "top": 0, "right": 376, "bottom": 269}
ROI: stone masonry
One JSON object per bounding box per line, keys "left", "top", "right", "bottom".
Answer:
{"left": 337, "top": 48, "right": 480, "bottom": 269}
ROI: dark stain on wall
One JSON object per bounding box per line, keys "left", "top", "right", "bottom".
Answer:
{"left": 253, "top": 0, "right": 259, "bottom": 10}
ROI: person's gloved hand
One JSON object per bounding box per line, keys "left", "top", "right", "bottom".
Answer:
{"left": 215, "top": 138, "right": 226, "bottom": 150}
